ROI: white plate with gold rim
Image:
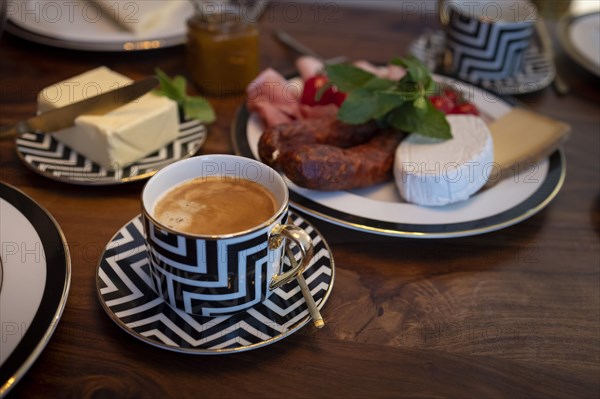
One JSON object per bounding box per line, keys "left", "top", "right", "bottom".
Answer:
{"left": 96, "top": 212, "right": 334, "bottom": 354}
{"left": 232, "top": 76, "right": 565, "bottom": 238}
{"left": 0, "top": 182, "right": 70, "bottom": 396}
{"left": 6, "top": 0, "right": 194, "bottom": 51}
{"left": 558, "top": 11, "right": 600, "bottom": 77}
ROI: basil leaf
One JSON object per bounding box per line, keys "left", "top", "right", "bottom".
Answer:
{"left": 388, "top": 100, "right": 451, "bottom": 139}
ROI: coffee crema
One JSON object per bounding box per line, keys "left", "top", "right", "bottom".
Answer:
{"left": 153, "top": 176, "right": 277, "bottom": 235}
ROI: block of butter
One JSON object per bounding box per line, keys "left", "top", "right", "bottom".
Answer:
{"left": 37, "top": 66, "right": 179, "bottom": 170}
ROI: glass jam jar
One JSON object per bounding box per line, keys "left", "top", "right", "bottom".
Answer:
{"left": 186, "top": 6, "right": 260, "bottom": 95}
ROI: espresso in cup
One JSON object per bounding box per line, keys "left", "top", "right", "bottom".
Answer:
{"left": 153, "top": 176, "right": 277, "bottom": 235}
{"left": 141, "top": 155, "right": 314, "bottom": 317}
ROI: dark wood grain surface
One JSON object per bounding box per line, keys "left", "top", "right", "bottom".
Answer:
{"left": 1, "top": 3, "right": 599, "bottom": 398}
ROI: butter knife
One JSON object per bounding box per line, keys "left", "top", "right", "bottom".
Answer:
{"left": 0, "top": 76, "right": 159, "bottom": 140}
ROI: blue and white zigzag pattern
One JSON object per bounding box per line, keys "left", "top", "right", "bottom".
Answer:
{"left": 446, "top": 12, "right": 534, "bottom": 81}
{"left": 97, "top": 213, "right": 333, "bottom": 353}
{"left": 16, "top": 119, "right": 206, "bottom": 185}
{"left": 145, "top": 211, "right": 288, "bottom": 317}
{"left": 409, "top": 30, "right": 554, "bottom": 95}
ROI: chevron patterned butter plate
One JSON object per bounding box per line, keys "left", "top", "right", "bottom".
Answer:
{"left": 96, "top": 212, "right": 335, "bottom": 354}
{"left": 15, "top": 118, "right": 207, "bottom": 185}
{"left": 409, "top": 30, "right": 555, "bottom": 95}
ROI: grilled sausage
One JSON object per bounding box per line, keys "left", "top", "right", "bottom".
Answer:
{"left": 281, "top": 130, "right": 403, "bottom": 191}
{"left": 258, "top": 117, "right": 379, "bottom": 169}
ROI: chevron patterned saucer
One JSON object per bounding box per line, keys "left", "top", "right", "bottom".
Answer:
{"left": 409, "top": 30, "right": 555, "bottom": 95}
{"left": 15, "top": 118, "right": 207, "bottom": 185}
{"left": 96, "top": 212, "right": 334, "bottom": 354}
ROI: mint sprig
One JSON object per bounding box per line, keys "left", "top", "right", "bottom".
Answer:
{"left": 324, "top": 56, "right": 451, "bottom": 139}
{"left": 154, "top": 68, "right": 215, "bottom": 123}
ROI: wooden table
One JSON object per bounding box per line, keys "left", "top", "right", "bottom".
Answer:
{"left": 1, "top": 3, "right": 599, "bottom": 398}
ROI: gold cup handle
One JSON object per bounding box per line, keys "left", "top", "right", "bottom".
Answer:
{"left": 268, "top": 224, "right": 314, "bottom": 290}
{"left": 437, "top": 0, "right": 455, "bottom": 75}
{"left": 438, "top": 0, "right": 453, "bottom": 26}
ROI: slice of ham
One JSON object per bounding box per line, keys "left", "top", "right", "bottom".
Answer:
{"left": 247, "top": 60, "right": 405, "bottom": 129}
{"left": 247, "top": 66, "right": 338, "bottom": 128}
{"left": 246, "top": 68, "right": 303, "bottom": 127}
{"left": 353, "top": 60, "right": 406, "bottom": 81}
{"left": 295, "top": 56, "right": 405, "bottom": 82}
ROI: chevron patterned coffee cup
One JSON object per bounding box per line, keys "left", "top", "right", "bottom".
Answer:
{"left": 141, "top": 155, "right": 314, "bottom": 317}
{"left": 442, "top": 0, "right": 538, "bottom": 82}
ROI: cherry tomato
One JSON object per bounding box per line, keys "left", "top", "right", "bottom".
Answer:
{"left": 442, "top": 87, "right": 460, "bottom": 104}
{"left": 429, "top": 95, "right": 454, "bottom": 114}
{"left": 332, "top": 91, "right": 347, "bottom": 107}
{"left": 301, "top": 75, "right": 346, "bottom": 106}
{"left": 450, "top": 102, "right": 480, "bottom": 116}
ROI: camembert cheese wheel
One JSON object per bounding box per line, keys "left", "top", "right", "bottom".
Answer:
{"left": 394, "top": 115, "right": 494, "bottom": 206}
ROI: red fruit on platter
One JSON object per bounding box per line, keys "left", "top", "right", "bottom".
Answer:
{"left": 442, "top": 87, "right": 460, "bottom": 103}
{"left": 332, "top": 91, "right": 347, "bottom": 107}
{"left": 429, "top": 95, "right": 454, "bottom": 114}
{"left": 301, "top": 75, "right": 346, "bottom": 106}
{"left": 450, "top": 102, "right": 479, "bottom": 116}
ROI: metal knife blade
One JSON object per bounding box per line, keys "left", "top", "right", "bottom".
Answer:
{"left": 0, "top": 76, "right": 159, "bottom": 139}
{"left": 274, "top": 30, "right": 347, "bottom": 65}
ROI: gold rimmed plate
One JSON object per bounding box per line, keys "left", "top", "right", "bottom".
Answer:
{"left": 5, "top": 0, "right": 194, "bottom": 51}
{"left": 0, "top": 182, "right": 71, "bottom": 396}
{"left": 558, "top": 10, "right": 600, "bottom": 77}
{"left": 231, "top": 75, "right": 565, "bottom": 238}
{"left": 96, "top": 212, "right": 334, "bottom": 354}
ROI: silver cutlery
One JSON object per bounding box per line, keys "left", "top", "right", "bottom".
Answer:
{"left": 275, "top": 30, "right": 347, "bottom": 65}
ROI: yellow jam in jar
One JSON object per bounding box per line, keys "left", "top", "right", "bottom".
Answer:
{"left": 186, "top": 8, "right": 259, "bottom": 95}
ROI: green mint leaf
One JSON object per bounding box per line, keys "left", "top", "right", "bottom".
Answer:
{"left": 392, "top": 55, "right": 430, "bottom": 83}
{"left": 328, "top": 56, "right": 452, "bottom": 140}
{"left": 183, "top": 96, "right": 216, "bottom": 123}
{"left": 339, "top": 89, "right": 407, "bottom": 124}
{"left": 425, "top": 79, "right": 437, "bottom": 93}
{"left": 154, "top": 68, "right": 215, "bottom": 124}
{"left": 362, "top": 76, "right": 396, "bottom": 90}
{"left": 154, "top": 68, "right": 186, "bottom": 101}
{"left": 388, "top": 99, "right": 451, "bottom": 139}
{"left": 325, "top": 64, "right": 377, "bottom": 92}
{"left": 413, "top": 97, "right": 427, "bottom": 110}
{"left": 337, "top": 88, "right": 380, "bottom": 124}
{"left": 372, "top": 91, "right": 405, "bottom": 119}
